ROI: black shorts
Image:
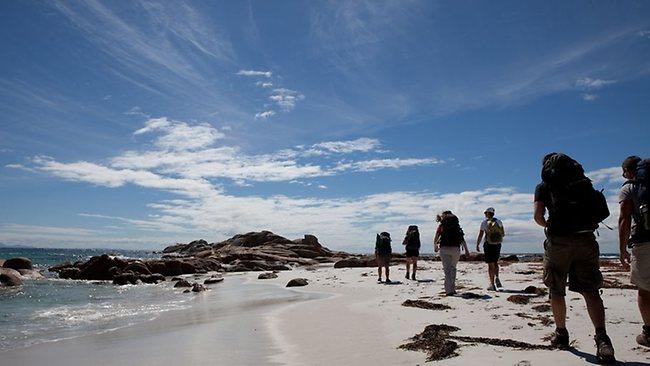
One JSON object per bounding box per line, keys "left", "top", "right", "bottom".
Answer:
{"left": 483, "top": 243, "right": 502, "bottom": 263}
{"left": 405, "top": 247, "right": 419, "bottom": 258}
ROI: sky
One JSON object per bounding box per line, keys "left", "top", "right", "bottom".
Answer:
{"left": 1, "top": 1, "right": 649, "bottom": 252}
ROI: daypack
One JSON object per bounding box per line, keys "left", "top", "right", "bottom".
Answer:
{"left": 376, "top": 233, "right": 392, "bottom": 255}
{"left": 541, "top": 153, "right": 610, "bottom": 233}
{"left": 624, "top": 158, "right": 650, "bottom": 239}
{"left": 485, "top": 218, "right": 504, "bottom": 244}
{"left": 440, "top": 215, "right": 464, "bottom": 247}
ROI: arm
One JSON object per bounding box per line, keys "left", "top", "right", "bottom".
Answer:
{"left": 533, "top": 201, "right": 547, "bottom": 228}
{"left": 461, "top": 239, "right": 470, "bottom": 255}
{"left": 476, "top": 230, "right": 484, "bottom": 251}
{"left": 619, "top": 200, "right": 633, "bottom": 267}
{"left": 433, "top": 231, "right": 440, "bottom": 252}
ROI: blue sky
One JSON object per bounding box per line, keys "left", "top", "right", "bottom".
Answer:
{"left": 1, "top": 1, "right": 649, "bottom": 252}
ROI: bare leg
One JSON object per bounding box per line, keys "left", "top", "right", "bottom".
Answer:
{"left": 406, "top": 261, "right": 411, "bottom": 277}
{"left": 488, "top": 263, "right": 496, "bottom": 286}
{"left": 377, "top": 266, "right": 382, "bottom": 281}
{"left": 583, "top": 292, "right": 606, "bottom": 330}
{"left": 412, "top": 259, "right": 417, "bottom": 278}
{"left": 385, "top": 266, "right": 390, "bottom": 281}
{"left": 550, "top": 295, "right": 567, "bottom": 329}
{"left": 639, "top": 289, "right": 650, "bottom": 326}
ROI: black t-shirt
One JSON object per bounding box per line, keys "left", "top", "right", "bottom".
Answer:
{"left": 534, "top": 181, "right": 595, "bottom": 235}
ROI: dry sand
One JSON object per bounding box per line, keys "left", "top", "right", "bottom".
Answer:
{"left": 264, "top": 260, "right": 650, "bottom": 365}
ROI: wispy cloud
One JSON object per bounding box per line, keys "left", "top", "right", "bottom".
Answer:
{"left": 575, "top": 77, "right": 617, "bottom": 90}
{"left": 256, "top": 81, "right": 273, "bottom": 88}
{"left": 587, "top": 166, "right": 625, "bottom": 186}
{"left": 334, "top": 158, "right": 442, "bottom": 172}
{"left": 133, "top": 117, "right": 224, "bottom": 151}
{"left": 582, "top": 93, "right": 598, "bottom": 101}
{"left": 255, "top": 110, "right": 276, "bottom": 119}
{"left": 269, "top": 88, "right": 305, "bottom": 112}
{"left": 237, "top": 69, "right": 272, "bottom": 77}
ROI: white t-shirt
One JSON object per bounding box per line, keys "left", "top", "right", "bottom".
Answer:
{"left": 480, "top": 218, "right": 504, "bottom": 244}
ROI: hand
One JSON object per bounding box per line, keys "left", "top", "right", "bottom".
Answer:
{"left": 434, "top": 245, "right": 439, "bottom": 253}
{"left": 476, "top": 245, "right": 481, "bottom": 252}
{"left": 620, "top": 250, "right": 631, "bottom": 270}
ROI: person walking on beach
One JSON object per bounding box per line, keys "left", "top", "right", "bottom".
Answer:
{"left": 476, "top": 207, "right": 505, "bottom": 291}
{"left": 534, "top": 152, "right": 615, "bottom": 363}
{"left": 375, "top": 232, "right": 392, "bottom": 283}
{"left": 618, "top": 155, "right": 650, "bottom": 347}
{"left": 434, "top": 211, "right": 470, "bottom": 296}
{"left": 403, "top": 225, "right": 421, "bottom": 281}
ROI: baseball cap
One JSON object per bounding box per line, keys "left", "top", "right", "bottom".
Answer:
{"left": 484, "top": 207, "right": 495, "bottom": 214}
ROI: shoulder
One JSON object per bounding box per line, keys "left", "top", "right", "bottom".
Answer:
{"left": 534, "top": 182, "right": 548, "bottom": 202}
{"left": 619, "top": 182, "right": 634, "bottom": 203}
{"left": 496, "top": 218, "right": 504, "bottom": 226}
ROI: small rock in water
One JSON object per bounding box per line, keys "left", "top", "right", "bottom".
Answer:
{"left": 174, "top": 279, "right": 192, "bottom": 288}
{"left": 204, "top": 277, "right": 224, "bottom": 284}
{"left": 191, "top": 283, "right": 206, "bottom": 292}
{"left": 258, "top": 272, "right": 278, "bottom": 280}
{"left": 286, "top": 278, "right": 308, "bottom": 287}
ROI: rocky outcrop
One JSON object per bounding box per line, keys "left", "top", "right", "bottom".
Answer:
{"left": 3, "top": 257, "right": 33, "bottom": 270}
{"left": 286, "top": 278, "right": 308, "bottom": 287}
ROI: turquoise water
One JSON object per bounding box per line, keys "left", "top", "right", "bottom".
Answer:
{"left": 0, "top": 248, "right": 189, "bottom": 352}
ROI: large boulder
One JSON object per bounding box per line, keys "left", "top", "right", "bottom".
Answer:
{"left": 3, "top": 257, "right": 33, "bottom": 270}
{"left": 125, "top": 261, "right": 151, "bottom": 275}
{"left": 49, "top": 261, "right": 73, "bottom": 273}
{"left": 162, "top": 243, "right": 187, "bottom": 254}
{"left": 17, "top": 269, "right": 45, "bottom": 280}
{"left": 59, "top": 267, "right": 81, "bottom": 279}
{"left": 334, "top": 257, "right": 377, "bottom": 268}
{"left": 215, "top": 231, "right": 293, "bottom": 249}
{"left": 174, "top": 279, "right": 192, "bottom": 288}
{"left": 204, "top": 277, "right": 224, "bottom": 285}
{"left": 0, "top": 269, "right": 22, "bottom": 287}
{"left": 78, "top": 255, "right": 128, "bottom": 280}
{"left": 112, "top": 272, "right": 139, "bottom": 285}
{"left": 141, "top": 274, "right": 165, "bottom": 284}
{"left": 191, "top": 283, "right": 206, "bottom": 292}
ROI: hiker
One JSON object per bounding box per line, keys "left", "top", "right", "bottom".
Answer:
{"left": 618, "top": 155, "right": 650, "bottom": 347}
{"left": 476, "top": 207, "right": 505, "bottom": 291}
{"left": 403, "top": 225, "right": 421, "bottom": 280}
{"left": 434, "top": 211, "right": 470, "bottom": 296}
{"left": 534, "top": 152, "right": 615, "bottom": 363}
{"left": 375, "top": 232, "right": 392, "bottom": 283}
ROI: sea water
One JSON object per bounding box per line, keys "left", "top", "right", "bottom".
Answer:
{"left": 0, "top": 248, "right": 189, "bottom": 352}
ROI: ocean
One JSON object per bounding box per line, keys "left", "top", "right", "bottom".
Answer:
{"left": 0, "top": 248, "right": 191, "bottom": 352}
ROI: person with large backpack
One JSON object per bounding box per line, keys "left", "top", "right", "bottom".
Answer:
{"left": 476, "top": 207, "right": 505, "bottom": 291}
{"left": 374, "top": 232, "right": 392, "bottom": 283}
{"left": 434, "top": 211, "right": 470, "bottom": 296}
{"left": 403, "top": 225, "right": 421, "bottom": 280}
{"left": 533, "top": 153, "right": 615, "bottom": 363}
{"left": 618, "top": 156, "right": 650, "bottom": 347}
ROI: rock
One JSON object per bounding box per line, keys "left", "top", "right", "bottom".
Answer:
{"left": 171, "top": 277, "right": 183, "bottom": 281}
{"left": 113, "top": 272, "right": 139, "bottom": 285}
{"left": 141, "top": 274, "right": 165, "bottom": 284}
{"left": 125, "top": 261, "right": 151, "bottom": 275}
{"left": 174, "top": 279, "right": 192, "bottom": 288}
{"left": 59, "top": 267, "right": 81, "bottom": 279}
{"left": 258, "top": 272, "right": 278, "bottom": 279}
{"left": 183, "top": 289, "right": 190, "bottom": 293}
{"left": 523, "top": 286, "right": 547, "bottom": 296}
{"left": 460, "top": 253, "right": 484, "bottom": 262}
{"left": 204, "top": 277, "right": 224, "bottom": 285}
{"left": 286, "top": 278, "right": 308, "bottom": 287}
{"left": 215, "top": 231, "right": 294, "bottom": 249}
{"left": 17, "top": 269, "right": 45, "bottom": 280}
{"left": 0, "top": 273, "right": 22, "bottom": 287}
{"left": 334, "top": 257, "right": 376, "bottom": 268}
{"left": 3, "top": 257, "right": 33, "bottom": 270}
{"left": 78, "top": 255, "right": 127, "bottom": 280}
{"left": 302, "top": 234, "right": 319, "bottom": 246}
{"left": 0, "top": 259, "right": 4, "bottom": 267}
{"left": 48, "top": 261, "right": 73, "bottom": 272}
{"left": 501, "top": 254, "right": 519, "bottom": 262}
{"left": 191, "top": 283, "right": 206, "bottom": 292}
{"left": 162, "top": 243, "right": 187, "bottom": 253}
{"left": 507, "top": 295, "right": 531, "bottom": 305}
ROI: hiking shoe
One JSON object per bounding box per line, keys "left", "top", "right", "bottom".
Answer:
{"left": 495, "top": 277, "right": 503, "bottom": 288}
{"left": 595, "top": 333, "right": 616, "bottom": 364}
{"left": 385, "top": 279, "right": 392, "bottom": 284}
{"left": 550, "top": 329, "right": 570, "bottom": 349}
{"left": 405, "top": 273, "right": 410, "bottom": 280}
{"left": 411, "top": 274, "right": 416, "bottom": 281}
{"left": 637, "top": 332, "right": 650, "bottom": 347}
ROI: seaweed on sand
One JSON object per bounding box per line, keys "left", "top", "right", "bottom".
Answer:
{"left": 400, "top": 324, "right": 554, "bottom": 361}
{"left": 402, "top": 299, "right": 452, "bottom": 311}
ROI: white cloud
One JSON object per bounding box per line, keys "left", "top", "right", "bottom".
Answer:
{"left": 269, "top": 88, "right": 305, "bottom": 112}
{"left": 255, "top": 110, "right": 276, "bottom": 119}
{"left": 638, "top": 30, "right": 650, "bottom": 39}
{"left": 334, "top": 158, "right": 442, "bottom": 172}
{"left": 309, "top": 137, "right": 381, "bottom": 155}
{"left": 318, "top": 185, "right": 327, "bottom": 189}
{"left": 588, "top": 166, "right": 625, "bottom": 186}
{"left": 581, "top": 93, "right": 598, "bottom": 101}
{"left": 5, "top": 164, "right": 38, "bottom": 173}
{"left": 256, "top": 81, "right": 273, "bottom": 88}
{"left": 575, "top": 77, "right": 617, "bottom": 90}
{"left": 237, "top": 69, "right": 272, "bottom": 78}
{"left": 133, "top": 117, "right": 224, "bottom": 151}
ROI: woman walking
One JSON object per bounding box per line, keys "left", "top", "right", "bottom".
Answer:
{"left": 434, "top": 211, "right": 470, "bottom": 295}
{"left": 403, "top": 225, "right": 421, "bottom": 280}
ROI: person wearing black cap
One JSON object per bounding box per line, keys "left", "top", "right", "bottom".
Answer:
{"left": 476, "top": 207, "right": 505, "bottom": 291}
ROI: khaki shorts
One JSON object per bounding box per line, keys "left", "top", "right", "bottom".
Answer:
{"left": 543, "top": 232, "right": 602, "bottom": 297}
{"left": 632, "top": 243, "right": 650, "bottom": 292}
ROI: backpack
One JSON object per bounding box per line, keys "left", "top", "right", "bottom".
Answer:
{"left": 485, "top": 218, "right": 504, "bottom": 244}
{"left": 404, "top": 226, "right": 421, "bottom": 249}
{"left": 376, "top": 233, "right": 392, "bottom": 255}
{"left": 440, "top": 215, "right": 464, "bottom": 247}
{"left": 541, "top": 153, "right": 610, "bottom": 233}
{"left": 625, "top": 158, "right": 650, "bottom": 235}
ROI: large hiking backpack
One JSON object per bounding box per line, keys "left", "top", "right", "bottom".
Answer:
{"left": 404, "top": 226, "right": 421, "bottom": 249}
{"left": 440, "top": 215, "right": 464, "bottom": 247}
{"left": 625, "top": 158, "right": 650, "bottom": 236}
{"left": 541, "top": 153, "right": 610, "bottom": 233}
{"left": 376, "top": 232, "right": 392, "bottom": 255}
{"left": 485, "top": 218, "right": 504, "bottom": 244}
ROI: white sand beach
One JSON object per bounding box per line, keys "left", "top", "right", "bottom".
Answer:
{"left": 2, "top": 260, "right": 649, "bottom": 366}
